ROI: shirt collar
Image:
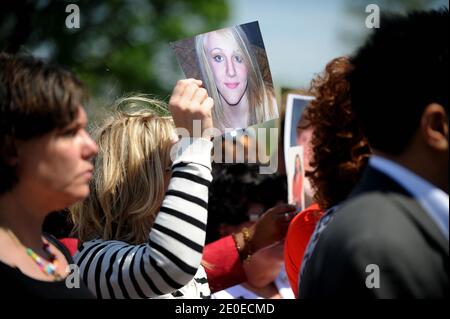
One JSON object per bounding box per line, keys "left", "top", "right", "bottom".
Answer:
{"left": 369, "top": 155, "right": 449, "bottom": 240}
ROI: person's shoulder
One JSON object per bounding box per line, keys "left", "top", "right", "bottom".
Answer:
{"left": 334, "top": 192, "right": 413, "bottom": 226}
{"left": 321, "top": 192, "right": 423, "bottom": 252}
{"left": 289, "top": 203, "right": 323, "bottom": 230}
{"left": 286, "top": 203, "right": 323, "bottom": 245}
{"left": 73, "top": 238, "right": 131, "bottom": 260}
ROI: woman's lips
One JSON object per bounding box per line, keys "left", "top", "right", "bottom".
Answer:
{"left": 80, "top": 167, "right": 94, "bottom": 180}
{"left": 224, "top": 82, "right": 239, "bottom": 89}
{"left": 81, "top": 171, "right": 93, "bottom": 180}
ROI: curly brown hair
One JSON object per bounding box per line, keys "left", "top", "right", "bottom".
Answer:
{"left": 306, "top": 57, "right": 371, "bottom": 210}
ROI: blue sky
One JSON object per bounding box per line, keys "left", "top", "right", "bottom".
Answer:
{"left": 226, "top": 0, "right": 448, "bottom": 90}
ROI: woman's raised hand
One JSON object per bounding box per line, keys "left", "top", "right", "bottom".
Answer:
{"left": 169, "top": 78, "right": 214, "bottom": 138}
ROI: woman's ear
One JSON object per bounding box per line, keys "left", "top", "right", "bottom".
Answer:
{"left": 421, "top": 103, "right": 448, "bottom": 152}
{"left": 0, "top": 136, "right": 19, "bottom": 166}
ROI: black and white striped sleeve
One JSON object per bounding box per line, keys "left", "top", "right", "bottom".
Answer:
{"left": 74, "top": 138, "right": 213, "bottom": 299}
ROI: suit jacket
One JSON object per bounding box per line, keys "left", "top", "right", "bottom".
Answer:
{"left": 299, "top": 165, "right": 449, "bottom": 298}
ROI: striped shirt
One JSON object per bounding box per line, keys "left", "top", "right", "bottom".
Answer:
{"left": 74, "top": 138, "right": 213, "bottom": 299}
{"left": 153, "top": 265, "right": 211, "bottom": 299}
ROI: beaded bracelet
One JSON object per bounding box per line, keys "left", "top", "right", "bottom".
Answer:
{"left": 231, "top": 228, "right": 253, "bottom": 263}
{"left": 231, "top": 232, "right": 242, "bottom": 252}
{"left": 241, "top": 227, "right": 253, "bottom": 263}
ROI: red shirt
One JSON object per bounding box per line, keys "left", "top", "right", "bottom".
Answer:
{"left": 292, "top": 174, "right": 303, "bottom": 208}
{"left": 202, "top": 235, "right": 246, "bottom": 292}
{"left": 60, "top": 237, "right": 78, "bottom": 256}
{"left": 284, "top": 203, "right": 323, "bottom": 297}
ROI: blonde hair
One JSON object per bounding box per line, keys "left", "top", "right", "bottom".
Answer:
{"left": 71, "top": 96, "right": 175, "bottom": 244}
{"left": 195, "top": 26, "right": 277, "bottom": 131}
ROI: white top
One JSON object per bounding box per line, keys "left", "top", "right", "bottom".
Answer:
{"left": 211, "top": 266, "right": 295, "bottom": 299}
{"left": 370, "top": 155, "right": 449, "bottom": 240}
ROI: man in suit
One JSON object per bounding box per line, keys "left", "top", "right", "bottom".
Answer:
{"left": 299, "top": 9, "right": 448, "bottom": 298}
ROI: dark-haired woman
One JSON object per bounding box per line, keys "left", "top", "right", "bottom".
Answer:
{"left": 0, "top": 53, "right": 98, "bottom": 298}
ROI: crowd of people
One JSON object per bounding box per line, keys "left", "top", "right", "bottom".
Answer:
{"left": 0, "top": 9, "right": 448, "bottom": 299}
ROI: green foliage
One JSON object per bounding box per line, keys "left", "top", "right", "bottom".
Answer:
{"left": 1, "top": 0, "right": 230, "bottom": 122}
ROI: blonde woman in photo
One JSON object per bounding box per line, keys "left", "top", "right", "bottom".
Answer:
{"left": 195, "top": 26, "right": 278, "bottom": 133}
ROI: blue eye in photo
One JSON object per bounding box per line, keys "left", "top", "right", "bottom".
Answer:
{"left": 233, "top": 55, "right": 243, "bottom": 63}
{"left": 213, "top": 55, "right": 224, "bottom": 62}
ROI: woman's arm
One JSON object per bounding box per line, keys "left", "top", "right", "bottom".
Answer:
{"left": 204, "top": 204, "right": 296, "bottom": 293}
